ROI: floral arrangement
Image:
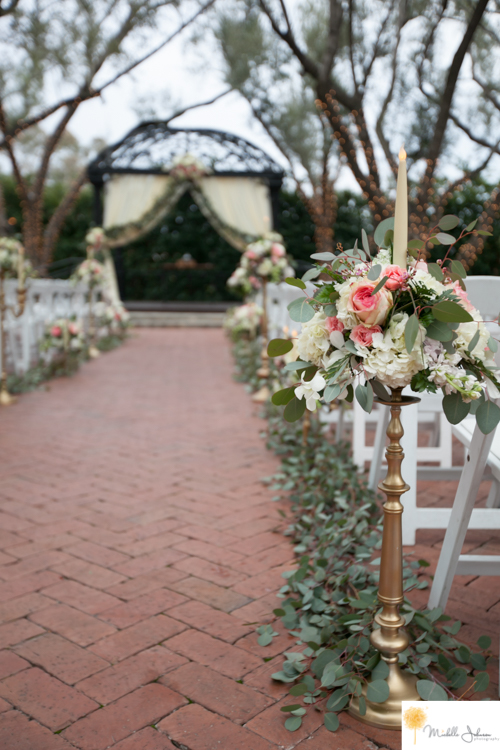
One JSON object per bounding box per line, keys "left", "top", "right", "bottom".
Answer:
{"left": 169, "top": 153, "right": 210, "bottom": 181}
{"left": 39, "top": 318, "right": 85, "bottom": 354}
{"left": 71, "top": 258, "right": 107, "bottom": 289}
{"left": 268, "top": 216, "right": 500, "bottom": 434}
{"left": 94, "top": 301, "right": 130, "bottom": 333}
{"left": 227, "top": 233, "right": 295, "bottom": 296}
{"left": 85, "top": 227, "right": 105, "bottom": 250}
{"left": 0, "top": 237, "right": 34, "bottom": 278}
{"left": 223, "top": 302, "right": 263, "bottom": 341}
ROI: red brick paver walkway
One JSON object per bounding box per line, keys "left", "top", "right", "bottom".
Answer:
{"left": 0, "top": 329, "right": 497, "bottom": 750}
{"left": 0, "top": 328, "right": 382, "bottom": 750}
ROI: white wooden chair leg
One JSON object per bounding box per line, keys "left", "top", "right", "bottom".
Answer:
{"left": 428, "top": 423, "right": 496, "bottom": 611}
{"left": 401, "top": 403, "right": 419, "bottom": 546}
{"left": 368, "top": 406, "right": 389, "bottom": 491}
{"left": 486, "top": 479, "right": 500, "bottom": 509}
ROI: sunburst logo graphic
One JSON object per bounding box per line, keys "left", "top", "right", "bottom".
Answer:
{"left": 403, "top": 705, "right": 428, "bottom": 745}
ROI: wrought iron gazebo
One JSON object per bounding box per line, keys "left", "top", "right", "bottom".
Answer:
{"left": 88, "top": 123, "right": 285, "bottom": 229}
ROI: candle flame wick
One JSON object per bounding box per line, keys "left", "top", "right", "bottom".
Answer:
{"left": 399, "top": 145, "right": 407, "bottom": 160}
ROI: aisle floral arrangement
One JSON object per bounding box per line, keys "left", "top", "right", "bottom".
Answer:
{"left": 70, "top": 258, "right": 107, "bottom": 289}
{"left": 94, "top": 301, "right": 131, "bottom": 337}
{"left": 39, "top": 319, "right": 85, "bottom": 355}
{"left": 223, "top": 302, "right": 263, "bottom": 341}
{"left": 0, "top": 237, "right": 34, "bottom": 277}
{"left": 227, "top": 233, "right": 295, "bottom": 297}
{"left": 269, "top": 218, "right": 500, "bottom": 433}
{"left": 229, "top": 340, "right": 494, "bottom": 734}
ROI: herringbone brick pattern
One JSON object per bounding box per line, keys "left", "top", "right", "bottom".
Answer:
{"left": 0, "top": 328, "right": 497, "bottom": 750}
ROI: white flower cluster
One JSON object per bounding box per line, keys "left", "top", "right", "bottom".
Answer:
{"left": 227, "top": 233, "right": 294, "bottom": 296}
{"left": 363, "top": 313, "right": 426, "bottom": 390}
{"left": 297, "top": 311, "right": 330, "bottom": 366}
{"left": 224, "top": 302, "right": 263, "bottom": 339}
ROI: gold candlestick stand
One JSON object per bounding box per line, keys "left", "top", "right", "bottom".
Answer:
{"left": 252, "top": 278, "right": 270, "bottom": 402}
{"left": 87, "top": 287, "right": 100, "bottom": 359}
{"left": 0, "top": 270, "right": 26, "bottom": 406}
{"left": 349, "top": 387, "right": 421, "bottom": 729}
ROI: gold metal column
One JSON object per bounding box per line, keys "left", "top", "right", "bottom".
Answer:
{"left": 252, "top": 278, "right": 270, "bottom": 402}
{"left": 349, "top": 387, "right": 421, "bottom": 729}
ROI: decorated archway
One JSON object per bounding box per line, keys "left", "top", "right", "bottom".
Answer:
{"left": 87, "top": 124, "right": 284, "bottom": 301}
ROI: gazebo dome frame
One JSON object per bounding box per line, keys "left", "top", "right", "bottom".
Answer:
{"left": 88, "top": 122, "right": 285, "bottom": 228}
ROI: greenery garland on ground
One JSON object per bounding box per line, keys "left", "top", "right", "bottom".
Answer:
{"left": 231, "top": 337, "right": 494, "bottom": 734}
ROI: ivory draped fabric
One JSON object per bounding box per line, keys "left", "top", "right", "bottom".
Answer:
{"left": 102, "top": 173, "right": 273, "bottom": 251}
{"left": 101, "top": 168, "right": 276, "bottom": 301}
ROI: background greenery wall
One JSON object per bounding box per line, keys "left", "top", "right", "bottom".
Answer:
{"left": 1, "top": 176, "right": 499, "bottom": 302}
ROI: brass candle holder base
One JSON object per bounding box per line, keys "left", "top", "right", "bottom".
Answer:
{"left": 0, "top": 384, "right": 16, "bottom": 406}
{"left": 349, "top": 388, "right": 421, "bottom": 729}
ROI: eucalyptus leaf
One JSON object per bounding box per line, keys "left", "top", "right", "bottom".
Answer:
{"left": 408, "top": 239, "right": 424, "bottom": 250}
{"left": 426, "top": 319, "right": 454, "bottom": 342}
{"left": 435, "top": 232, "right": 456, "bottom": 245}
{"left": 311, "top": 251, "right": 335, "bottom": 261}
{"left": 358, "top": 696, "right": 367, "bottom": 716}
{"left": 467, "top": 329, "right": 481, "bottom": 353}
{"left": 442, "top": 393, "right": 470, "bottom": 425}
{"left": 324, "top": 304, "right": 338, "bottom": 316}
{"left": 302, "top": 266, "right": 321, "bottom": 282}
{"left": 284, "top": 716, "right": 302, "bottom": 732}
{"left": 450, "top": 259, "right": 466, "bottom": 279}
{"left": 477, "top": 635, "right": 492, "bottom": 649}
{"left": 367, "top": 264, "right": 381, "bottom": 281}
{"left": 324, "top": 713, "right": 340, "bottom": 732}
{"left": 268, "top": 339, "right": 294, "bottom": 357}
{"left": 432, "top": 301, "right": 473, "bottom": 323}
{"left": 474, "top": 672, "right": 490, "bottom": 692}
{"left": 405, "top": 314, "right": 420, "bottom": 354}
{"left": 374, "top": 217, "right": 394, "bottom": 247}
{"left": 370, "top": 276, "right": 389, "bottom": 296}
{"left": 438, "top": 215, "right": 460, "bottom": 231}
{"left": 477, "top": 230, "right": 493, "bottom": 236}
{"left": 371, "top": 660, "right": 390, "bottom": 680}
{"left": 288, "top": 297, "right": 315, "bottom": 323}
{"left": 416, "top": 680, "right": 448, "bottom": 701}
{"left": 371, "top": 380, "right": 390, "bottom": 401}
{"left": 476, "top": 400, "right": 500, "bottom": 434}
{"left": 324, "top": 384, "right": 341, "bottom": 403}
{"left": 366, "top": 680, "right": 390, "bottom": 703}
{"left": 361, "top": 229, "right": 370, "bottom": 256}
{"left": 466, "top": 219, "right": 478, "bottom": 231}
{"left": 355, "top": 382, "right": 373, "bottom": 413}
{"left": 286, "top": 278, "right": 306, "bottom": 290}
{"left": 272, "top": 387, "right": 296, "bottom": 407}
{"left": 427, "top": 263, "right": 444, "bottom": 282}
{"left": 284, "top": 396, "right": 307, "bottom": 423}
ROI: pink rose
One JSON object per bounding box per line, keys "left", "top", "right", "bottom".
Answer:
{"left": 451, "top": 280, "right": 474, "bottom": 312}
{"left": 271, "top": 243, "right": 285, "bottom": 259}
{"left": 250, "top": 276, "right": 261, "bottom": 289}
{"left": 350, "top": 324, "right": 382, "bottom": 348}
{"left": 68, "top": 323, "right": 78, "bottom": 335}
{"left": 347, "top": 280, "right": 393, "bottom": 327}
{"left": 383, "top": 265, "right": 408, "bottom": 291}
{"left": 325, "top": 316, "right": 344, "bottom": 333}
{"left": 51, "top": 326, "right": 62, "bottom": 337}
{"left": 246, "top": 250, "right": 258, "bottom": 260}
{"left": 415, "top": 261, "right": 428, "bottom": 271}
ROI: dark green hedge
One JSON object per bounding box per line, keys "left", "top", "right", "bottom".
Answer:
{"left": 1, "top": 175, "right": 498, "bottom": 302}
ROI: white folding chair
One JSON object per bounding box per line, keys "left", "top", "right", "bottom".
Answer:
{"left": 428, "top": 414, "right": 500, "bottom": 610}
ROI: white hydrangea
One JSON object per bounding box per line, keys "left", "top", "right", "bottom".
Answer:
{"left": 363, "top": 313, "right": 426, "bottom": 389}
{"left": 409, "top": 268, "right": 446, "bottom": 297}
{"left": 297, "top": 311, "right": 330, "bottom": 366}
{"left": 334, "top": 279, "right": 359, "bottom": 329}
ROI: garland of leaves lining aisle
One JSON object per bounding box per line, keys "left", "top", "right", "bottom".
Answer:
{"left": 231, "top": 337, "right": 494, "bottom": 735}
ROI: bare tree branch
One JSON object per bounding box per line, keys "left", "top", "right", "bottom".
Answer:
{"left": 2, "top": 0, "right": 217, "bottom": 141}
